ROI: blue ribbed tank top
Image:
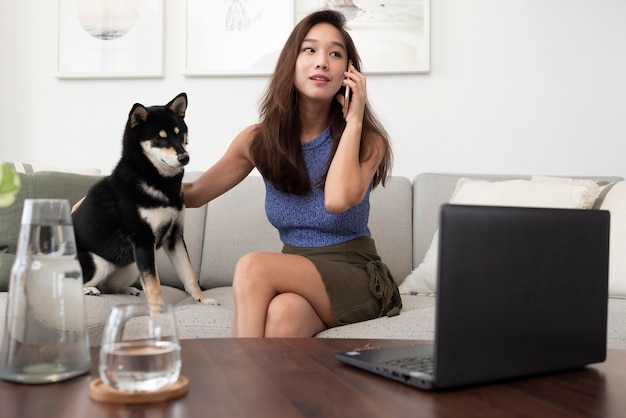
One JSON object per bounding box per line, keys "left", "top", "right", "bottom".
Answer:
{"left": 264, "top": 127, "right": 371, "bottom": 247}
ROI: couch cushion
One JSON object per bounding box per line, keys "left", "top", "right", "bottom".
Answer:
{"left": 368, "top": 176, "right": 413, "bottom": 282}
{"left": 0, "top": 171, "right": 102, "bottom": 291}
{"left": 315, "top": 294, "right": 435, "bottom": 339}
{"left": 199, "top": 176, "right": 282, "bottom": 288}
{"left": 404, "top": 174, "right": 622, "bottom": 295}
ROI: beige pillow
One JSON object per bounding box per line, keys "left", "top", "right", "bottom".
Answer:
{"left": 399, "top": 177, "right": 602, "bottom": 295}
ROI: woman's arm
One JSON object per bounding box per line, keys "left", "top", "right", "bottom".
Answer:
{"left": 324, "top": 66, "right": 384, "bottom": 214}
{"left": 184, "top": 125, "right": 257, "bottom": 208}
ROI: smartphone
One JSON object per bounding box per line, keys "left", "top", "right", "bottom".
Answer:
{"left": 342, "top": 59, "right": 353, "bottom": 119}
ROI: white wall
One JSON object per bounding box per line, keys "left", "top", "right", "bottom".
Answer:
{"left": 1, "top": 0, "right": 625, "bottom": 180}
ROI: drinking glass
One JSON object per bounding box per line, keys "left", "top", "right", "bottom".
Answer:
{"left": 99, "top": 303, "right": 181, "bottom": 392}
{"left": 0, "top": 199, "right": 91, "bottom": 384}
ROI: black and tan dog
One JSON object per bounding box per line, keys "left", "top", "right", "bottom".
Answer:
{"left": 72, "top": 93, "right": 216, "bottom": 306}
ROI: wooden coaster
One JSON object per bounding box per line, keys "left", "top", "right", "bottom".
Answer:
{"left": 89, "top": 376, "right": 189, "bottom": 404}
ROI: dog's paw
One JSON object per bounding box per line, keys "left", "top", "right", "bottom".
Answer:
{"left": 83, "top": 286, "right": 101, "bottom": 296}
{"left": 124, "top": 286, "right": 142, "bottom": 297}
{"left": 197, "top": 295, "right": 219, "bottom": 305}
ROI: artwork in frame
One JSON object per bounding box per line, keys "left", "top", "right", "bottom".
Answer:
{"left": 56, "top": 0, "right": 164, "bottom": 79}
{"left": 185, "top": 0, "right": 295, "bottom": 77}
{"left": 296, "top": 0, "right": 430, "bottom": 74}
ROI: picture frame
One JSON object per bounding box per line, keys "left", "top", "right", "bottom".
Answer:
{"left": 185, "top": 0, "right": 295, "bottom": 77}
{"left": 296, "top": 0, "right": 430, "bottom": 74}
{"left": 56, "top": 0, "right": 164, "bottom": 79}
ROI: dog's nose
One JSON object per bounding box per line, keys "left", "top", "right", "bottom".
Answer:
{"left": 178, "top": 154, "right": 190, "bottom": 165}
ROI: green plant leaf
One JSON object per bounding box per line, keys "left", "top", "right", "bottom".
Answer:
{"left": 0, "top": 163, "right": 21, "bottom": 207}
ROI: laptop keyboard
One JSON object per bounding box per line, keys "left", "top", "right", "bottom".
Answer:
{"left": 384, "top": 356, "right": 434, "bottom": 374}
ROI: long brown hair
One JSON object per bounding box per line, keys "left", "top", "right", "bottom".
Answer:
{"left": 250, "top": 9, "right": 392, "bottom": 195}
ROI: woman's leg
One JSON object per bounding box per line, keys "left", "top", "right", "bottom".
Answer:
{"left": 232, "top": 252, "right": 338, "bottom": 337}
{"left": 265, "top": 293, "right": 326, "bottom": 337}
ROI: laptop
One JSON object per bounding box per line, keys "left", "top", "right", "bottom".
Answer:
{"left": 336, "top": 204, "right": 610, "bottom": 390}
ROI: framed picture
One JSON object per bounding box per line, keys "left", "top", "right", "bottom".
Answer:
{"left": 185, "top": 0, "right": 294, "bottom": 77}
{"left": 296, "top": 0, "right": 430, "bottom": 74}
{"left": 56, "top": 0, "right": 164, "bottom": 79}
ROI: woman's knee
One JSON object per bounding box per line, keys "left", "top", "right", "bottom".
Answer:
{"left": 265, "top": 294, "right": 325, "bottom": 337}
{"left": 265, "top": 295, "right": 294, "bottom": 334}
{"left": 233, "top": 252, "right": 266, "bottom": 291}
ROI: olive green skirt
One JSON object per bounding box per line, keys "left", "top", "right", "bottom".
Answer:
{"left": 282, "top": 236, "right": 402, "bottom": 325}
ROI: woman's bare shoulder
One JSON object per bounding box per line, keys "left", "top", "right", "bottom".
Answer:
{"left": 231, "top": 124, "right": 260, "bottom": 151}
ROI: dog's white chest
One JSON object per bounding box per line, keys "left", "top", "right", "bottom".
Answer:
{"left": 138, "top": 207, "right": 180, "bottom": 236}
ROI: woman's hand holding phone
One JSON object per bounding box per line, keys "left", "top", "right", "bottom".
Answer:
{"left": 342, "top": 59, "right": 353, "bottom": 119}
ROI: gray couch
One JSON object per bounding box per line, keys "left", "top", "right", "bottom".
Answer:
{"left": 1, "top": 170, "right": 625, "bottom": 349}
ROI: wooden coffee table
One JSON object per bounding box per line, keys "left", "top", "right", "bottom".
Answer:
{"left": 1, "top": 338, "right": 625, "bottom": 417}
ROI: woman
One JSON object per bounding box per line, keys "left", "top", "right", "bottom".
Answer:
{"left": 184, "top": 9, "right": 402, "bottom": 337}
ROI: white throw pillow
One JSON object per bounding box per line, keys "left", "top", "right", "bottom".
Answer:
{"left": 599, "top": 181, "right": 626, "bottom": 298}
{"left": 399, "top": 177, "right": 602, "bottom": 295}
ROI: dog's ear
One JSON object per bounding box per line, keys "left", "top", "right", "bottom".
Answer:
{"left": 129, "top": 104, "right": 149, "bottom": 128}
{"left": 167, "top": 93, "right": 188, "bottom": 118}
